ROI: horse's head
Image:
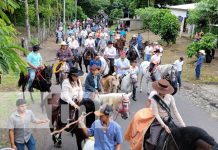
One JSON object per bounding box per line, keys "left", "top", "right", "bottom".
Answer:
{"left": 165, "top": 65, "right": 177, "bottom": 84}
{"left": 40, "top": 65, "right": 53, "bottom": 91}
{"left": 117, "top": 93, "right": 131, "bottom": 120}
{"left": 130, "top": 72, "right": 138, "bottom": 84}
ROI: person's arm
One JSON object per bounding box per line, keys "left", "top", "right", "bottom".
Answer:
{"left": 27, "top": 55, "right": 37, "bottom": 69}
{"left": 9, "top": 129, "right": 17, "bottom": 150}
{"left": 78, "top": 79, "right": 83, "bottom": 101}
{"left": 115, "top": 125, "right": 123, "bottom": 150}
{"left": 116, "top": 144, "right": 121, "bottom": 150}
{"left": 171, "top": 96, "right": 186, "bottom": 127}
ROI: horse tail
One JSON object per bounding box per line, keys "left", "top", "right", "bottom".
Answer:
{"left": 18, "top": 72, "right": 25, "bottom": 88}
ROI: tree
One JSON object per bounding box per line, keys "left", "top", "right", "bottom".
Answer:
{"left": 35, "top": 0, "right": 40, "bottom": 40}
{"left": 0, "top": 0, "right": 19, "bottom": 23}
{"left": 24, "top": 0, "right": 31, "bottom": 42}
{"left": 187, "top": 0, "right": 218, "bottom": 32}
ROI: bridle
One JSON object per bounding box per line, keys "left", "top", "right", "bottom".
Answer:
{"left": 115, "top": 94, "right": 130, "bottom": 120}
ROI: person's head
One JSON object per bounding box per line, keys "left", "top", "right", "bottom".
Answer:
{"left": 94, "top": 104, "right": 113, "bottom": 123}
{"left": 88, "top": 33, "right": 93, "bottom": 39}
{"left": 153, "top": 41, "right": 159, "bottom": 45}
{"left": 132, "top": 35, "right": 137, "bottom": 39}
{"left": 132, "top": 60, "right": 137, "bottom": 67}
{"left": 68, "top": 67, "right": 84, "bottom": 82}
{"left": 152, "top": 79, "right": 174, "bottom": 97}
{"left": 59, "top": 41, "right": 68, "bottom": 50}
{"left": 154, "top": 49, "right": 160, "bottom": 55}
{"left": 179, "top": 57, "right": 184, "bottom": 62}
{"left": 199, "top": 50, "right": 206, "bottom": 56}
{"left": 16, "top": 99, "right": 27, "bottom": 113}
{"left": 107, "top": 41, "right": 113, "bottom": 48}
{"left": 120, "top": 50, "right": 126, "bottom": 59}
{"left": 90, "top": 64, "right": 100, "bottom": 76}
{"left": 94, "top": 51, "right": 100, "bottom": 60}
{"left": 32, "top": 44, "right": 41, "bottom": 52}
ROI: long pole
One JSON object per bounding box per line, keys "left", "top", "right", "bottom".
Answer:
{"left": 63, "top": 0, "right": 66, "bottom": 34}
{"left": 75, "top": 0, "right": 78, "bottom": 21}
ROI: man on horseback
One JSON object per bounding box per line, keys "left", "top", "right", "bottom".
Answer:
{"left": 104, "top": 41, "right": 117, "bottom": 75}
{"left": 55, "top": 41, "right": 73, "bottom": 84}
{"left": 144, "top": 79, "right": 185, "bottom": 149}
{"left": 84, "top": 64, "right": 102, "bottom": 100}
{"left": 79, "top": 104, "right": 123, "bottom": 150}
{"left": 27, "top": 45, "right": 43, "bottom": 92}
{"left": 149, "top": 49, "right": 161, "bottom": 81}
{"left": 114, "top": 51, "right": 130, "bottom": 88}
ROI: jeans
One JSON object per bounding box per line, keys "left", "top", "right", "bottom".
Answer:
{"left": 132, "top": 83, "right": 137, "bottom": 99}
{"left": 177, "top": 71, "right": 182, "bottom": 87}
{"left": 15, "top": 135, "right": 36, "bottom": 150}
{"left": 144, "top": 54, "right": 151, "bottom": 61}
{"left": 28, "top": 69, "right": 36, "bottom": 89}
{"left": 195, "top": 64, "right": 201, "bottom": 79}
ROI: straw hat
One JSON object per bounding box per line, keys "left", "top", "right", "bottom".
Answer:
{"left": 152, "top": 79, "right": 174, "bottom": 94}
{"left": 94, "top": 104, "right": 113, "bottom": 116}
{"left": 199, "top": 50, "right": 206, "bottom": 55}
{"left": 59, "top": 41, "right": 68, "bottom": 46}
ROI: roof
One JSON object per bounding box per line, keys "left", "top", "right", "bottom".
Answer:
{"left": 167, "top": 3, "right": 197, "bottom": 11}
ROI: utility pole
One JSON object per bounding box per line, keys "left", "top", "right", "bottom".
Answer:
{"left": 63, "top": 0, "right": 66, "bottom": 34}
{"left": 75, "top": 0, "right": 78, "bottom": 21}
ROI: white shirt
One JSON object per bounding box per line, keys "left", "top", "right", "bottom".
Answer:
{"left": 144, "top": 46, "right": 153, "bottom": 55}
{"left": 104, "top": 46, "right": 117, "bottom": 59}
{"left": 60, "top": 78, "right": 83, "bottom": 105}
{"left": 69, "top": 40, "right": 79, "bottom": 49}
{"left": 174, "top": 60, "right": 184, "bottom": 72}
{"left": 151, "top": 54, "right": 161, "bottom": 64}
{"left": 81, "top": 30, "right": 88, "bottom": 38}
{"left": 114, "top": 58, "right": 130, "bottom": 75}
{"left": 84, "top": 38, "right": 95, "bottom": 48}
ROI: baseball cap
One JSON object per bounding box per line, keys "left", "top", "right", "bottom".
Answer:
{"left": 94, "top": 104, "right": 113, "bottom": 116}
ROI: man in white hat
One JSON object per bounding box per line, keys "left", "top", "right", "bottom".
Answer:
{"left": 85, "top": 33, "right": 95, "bottom": 49}
{"left": 195, "top": 50, "right": 205, "bottom": 80}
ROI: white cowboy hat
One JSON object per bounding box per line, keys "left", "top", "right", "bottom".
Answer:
{"left": 132, "top": 35, "right": 137, "bottom": 38}
{"left": 153, "top": 42, "right": 159, "bottom": 45}
{"left": 59, "top": 41, "right": 68, "bottom": 46}
{"left": 88, "top": 33, "right": 93, "bottom": 37}
{"left": 199, "top": 50, "right": 206, "bottom": 55}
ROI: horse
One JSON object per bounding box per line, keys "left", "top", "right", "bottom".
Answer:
{"left": 120, "top": 72, "right": 138, "bottom": 93}
{"left": 93, "top": 92, "right": 132, "bottom": 120}
{"left": 100, "top": 75, "right": 119, "bottom": 93}
{"left": 83, "top": 47, "right": 94, "bottom": 73}
{"left": 18, "top": 65, "right": 53, "bottom": 112}
{"left": 139, "top": 61, "right": 178, "bottom": 95}
{"left": 143, "top": 126, "right": 218, "bottom": 150}
{"left": 72, "top": 48, "right": 83, "bottom": 70}
{"left": 126, "top": 45, "right": 139, "bottom": 62}
{"left": 45, "top": 93, "right": 95, "bottom": 150}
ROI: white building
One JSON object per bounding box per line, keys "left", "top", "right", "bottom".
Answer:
{"left": 167, "top": 3, "right": 196, "bottom": 37}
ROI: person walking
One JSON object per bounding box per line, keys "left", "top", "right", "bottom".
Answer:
{"left": 144, "top": 43, "right": 153, "bottom": 61}
{"left": 79, "top": 104, "right": 123, "bottom": 150}
{"left": 129, "top": 60, "right": 139, "bottom": 101}
{"left": 174, "top": 57, "right": 184, "bottom": 88}
{"left": 8, "top": 99, "right": 48, "bottom": 150}
{"left": 195, "top": 50, "right": 205, "bottom": 80}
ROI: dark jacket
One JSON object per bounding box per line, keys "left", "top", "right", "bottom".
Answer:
{"left": 84, "top": 73, "right": 101, "bottom": 92}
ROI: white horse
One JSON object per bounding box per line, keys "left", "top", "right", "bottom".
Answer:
{"left": 139, "top": 61, "right": 178, "bottom": 95}
{"left": 120, "top": 73, "right": 138, "bottom": 93}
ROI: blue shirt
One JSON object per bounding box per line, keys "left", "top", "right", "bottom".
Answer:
{"left": 27, "top": 52, "right": 42, "bottom": 67}
{"left": 196, "top": 55, "right": 205, "bottom": 66}
{"left": 120, "top": 30, "right": 126, "bottom": 37}
{"left": 88, "top": 120, "right": 123, "bottom": 150}
{"left": 136, "top": 35, "right": 143, "bottom": 45}
{"left": 89, "top": 59, "right": 102, "bottom": 68}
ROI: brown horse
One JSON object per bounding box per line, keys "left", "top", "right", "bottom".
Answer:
{"left": 45, "top": 93, "right": 95, "bottom": 150}
{"left": 114, "top": 37, "right": 126, "bottom": 55}
{"left": 100, "top": 75, "right": 119, "bottom": 93}
{"left": 144, "top": 126, "right": 218, "bottom": 150}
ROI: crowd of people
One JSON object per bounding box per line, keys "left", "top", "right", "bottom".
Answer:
{"left": 8, "top": 18, "right": 198, "bottom": 150}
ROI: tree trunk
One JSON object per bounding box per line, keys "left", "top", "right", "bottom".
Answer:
{"left": 35, "top": 0, "right": 40, "bottom": 42}
{"left": 43, "top": 18, "right": 46, "bottom": 40}
{"left": 25, "top": 0, "right": 31, "bottom": 45}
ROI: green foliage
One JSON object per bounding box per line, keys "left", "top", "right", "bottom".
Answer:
{"left": 187, "top": 0, "right": 218, "bottom": 31}
{"left": 0, "top": 0, "right": 19, "bottom": 23}
{"left": 136, "top": 8, "right": 180, "bottom": 44}
{"left": 109, "top": 8, "right": 124, "bottom": 20}
{"left": 186, "top": 33, "right": 217, "bottom": 58}
{"left": 0, "top": 19, "right": 27, "bottom": 74}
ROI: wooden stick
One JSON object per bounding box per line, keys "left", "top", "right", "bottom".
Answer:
{"left": 51, "top": 112, "right": 93, "bottom": 135}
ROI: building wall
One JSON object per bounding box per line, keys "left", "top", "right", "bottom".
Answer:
{"left": 130, "top": 19, "right": 143, "bottom": 31}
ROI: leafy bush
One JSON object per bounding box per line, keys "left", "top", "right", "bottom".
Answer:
{"left": 186, "top": 33, "right": 217, "bottom": 58}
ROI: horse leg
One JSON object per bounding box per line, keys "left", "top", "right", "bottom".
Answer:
{"left": 30, "top": 92, "right": 34, "bottom": 103}
{"left": 75, "top": 128, "right": 86, "bottom": 150}
{"left": 140, "top": 74, "right": 144, "bottom": 92}
{"left": 146, "top": 79, "right": 150, "bottom": 95}
{"left": 79, "top": 57, "right": 83, "bottom": 71}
